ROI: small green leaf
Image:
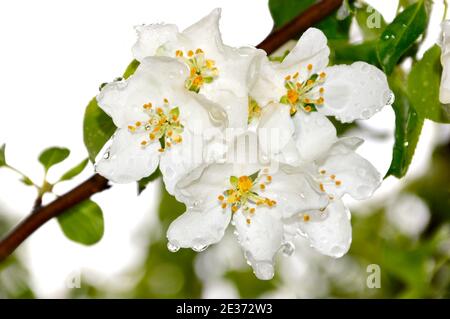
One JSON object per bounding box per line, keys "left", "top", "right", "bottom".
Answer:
{"left": 408, "top": 45, "right": 450, "bottom": 123}
{"left": 248, "top": 170, "right": 260, "bottom": 182}
{"left": 137, "top": 169, "right": 161, "bottom": 194}
{"left": 123, "top": 59, "right": 140, "bottom": 79}
{"left": 386, "top": 71, "right": 424, "bottom": 178}
{"left": 0, "top": 144, "right": 6, "bottom": 167}
{"left": 169, "top": 107, "right": 180, "bottom": 117}
{"left": 230, "top": 176, "right": 238, "bottom": 187}
{"left": 83, "top": 98, "right": 116, "bottom": 162}
{"left": 20, "top": 176, "right": 34, "bottom": 186}
{"left": 377, "top": 1, "right": 428, "bottom": 74}
{"left": 38, "top": 147, "right": 70, "bottom": 172}
{"left": 57, "top": 199, "right": 104, "bottom": 245}
{"left": 59, "top": 158, "right": 89, "bottom": 182}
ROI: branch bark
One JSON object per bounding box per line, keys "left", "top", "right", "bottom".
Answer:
{"left": 0, "top": 0, "right": 343, "bottom": 263}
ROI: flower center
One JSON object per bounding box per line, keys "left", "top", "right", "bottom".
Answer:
{"left": 175, "top": 48, "right": 219, "bottom": 93}
{"left": 280, "top": 64, "right": 326, "bottom": 116}
{"left": 248, "top": 97, "right": 261, "bottom": 123}
{"left": 217, "top": 170, "right": 276, "bottom": 224}
{"left": 127, "top": 99, "right": 184, "bottom": 153}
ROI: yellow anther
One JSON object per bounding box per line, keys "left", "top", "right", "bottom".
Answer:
{"left": 307, "top": 80, "right": 314, "bottom": 86}
{"left": 167, "top": 130, "right": 173, "bottom": 137}
{"left": 140, "top": 140, "right": 147, "bottom": 146}
{"left": 221, "top": 203, "right": 227, "bottom": 209}
{"left": 187, "top": 50, "right": 194, "bottom": 57}
{"left": 285, "top": 75, "right": 291, "bottom": 81}
{"left": 156, "top": 107, "right": 163, "bottom": 114}
{"left": 232, "top": 205, "right": 238, "bottom": 213}
{"left": 250, "top": 208, "right": 255, "bottom": 214}
{"left": 166, "top": 142, "right": 172, "bottom": 148}
{"left": 246, "top": 218, "right": 251, "bottom": 225}
{"left": 128, "top": 125, "right": 136, "bottom": 132}
{"left": 317, "top": 97, "right": 324, "bottom": 104}
{"left": 205, "top": 59, "right": 215, "bottom": 69}
{"left": 163, "top": 98, "right": 169, "bottom": 104}
{"left": 218, "top": 195, "right": 224, "bottom": 201}
{"left": 320, "top": 170, "right": 326, "bottom": 174}
{"left": 330, "top": 174, "right": 336, "bottom": 180}
{"left": 320, "top": 72, "right": 326, "bottom": 78}
{"left": 149, "top": 133, "right": 155, "bottom": 140}
{"left": 293, "top": 72, "right": 299, "bottom": 79}
{"left": 238, "top": 176, "right": 253, "bottom": 192}
{"left": 135, "top": 121, "right": 142, "bottom": 127}
{"left": 174, "top": 135, "right": 182, "bottom": 143}
{"left": 195, "top": 48, "right": 204, "bottom": 54}
{"left": 158, "top": 148, "right": 164, "bottom": 153}
{"left": 266, "top": 175, "right": 272, "bottom": 182}
{"left": 193, "top": 75, "right": 203, "bottom": 86}
{"left": 335, "top": 180, "right": 342, "bottom": 186}
{"left": 303, "top": 214, "right": 310, "bottom": 222}
{"left": 304, "top": 106, "right": 312, "bottom": 112}
{"left": 287, "top": 89, "right": 299, "bottom": 104}
{"left": 307, "top": 64, "right": 313, "bottom": 71}
{"left": 143, "top": 103, "right": 152, "bottom": 109}
{"left": 260, "top": 184, "right": 266, "bottom": 190}
{"left": 319, "top": 183, "right": 325, "bottom": 192}
{"left": 319, "top": 87, "right": 325, "bottom": 94}
{"left": 175, "top": 50, "right": 183, "bottom": 57}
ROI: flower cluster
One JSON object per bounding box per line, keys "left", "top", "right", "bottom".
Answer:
{"left": 95, "top": 9, "right": 392, "bottom": 280}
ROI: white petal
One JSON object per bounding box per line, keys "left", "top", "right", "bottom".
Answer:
{"left": 321, "top": 62, "right": 391, "bottom": 123}
{"left": 132, "top": 24, "right": 180, "bottom": 61}
{"left": 298, "top": 200, "right": 352, "bottom": 257}
{"left": 262, "top": 166, "right": 329, "bottom": 218}
{"left": 281, "top": 28, "right": 330, "bottom": 74}
{"left": 317, "top": 138, "right": 381, "bottom": 200}
{"left": 249, "top": 59, "right": 285, "bottom": 107}
{"left": 292, "top": 111, "right": 337, "bottom": 162}
{"left": 181, "top": 8, "right": 224, "bottom": 55}
{"left": 440, "top": 19, "right": 450, "bottom": 103}
{"left": 234, "top": 207, "right": 283, "bottom": 280}
{"left": 167, "top": 202, "right": 231, "bottom": 249}
{"left": 95, "top": 129, "right": 160, "bottom": 183}
{"left": 257, "top": 103, "right": 294, "bottom": 156}
{"left": 97, "top": 56, "right": 188, "bottom": 128}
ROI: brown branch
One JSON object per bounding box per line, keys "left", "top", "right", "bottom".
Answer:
{"left": 0, "top": 0, "right": 343, "bottom": 263}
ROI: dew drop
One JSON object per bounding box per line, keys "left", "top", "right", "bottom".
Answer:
{"left": 103, "top": 151, "right": 110, "bottom": 160}
{"left": 167, "top": 242, "right": 180, "bottom": 252}
{"left": 361, "top": 109, "right": 372, "bottom": 118}
{"left": 193, "top": 245, "right": 208, "bottom": 252}
{"left": 384, "top": 90, "right": 395, "bottom": 105}
{"left": 281, "top": 241, "right": 295, "bottom": 257}
{"left": 254, "top": 262, "right": 275, "bottom": 280}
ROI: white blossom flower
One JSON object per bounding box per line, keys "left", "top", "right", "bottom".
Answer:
{"left": 132, "top": 8, "right": 265, "bottom": 128}
{"left": 440, "top": 20, "right": 450, "bottom": 104}
{"left": 95, "top": 56, "right": 227, "bottom": 194}
{"left": 250, "top": 28, "right": 392, "bottom": 123}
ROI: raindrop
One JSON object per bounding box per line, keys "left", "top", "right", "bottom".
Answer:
{"left": 103, "top": 151, "right": 110, "bottom": 160}
{"left": 167, "top": 242, "right": 180, "bottom": 252}
{"left": 384, "top": 90, "right": 395, "bottom": 105}
{"left": 404, "top": 141, "right": 409, "bottom": 147}
{"left": 193, "top": 245, "right": 208, "bottom": 252}
{"left": 281, "top": 241, "right": 295, "bottom": 257}
{"left": 361, "top": 109, "right": 372, "bottom": 118}
{"left": 254, "top": 262, "right": 275, "bottom": 280}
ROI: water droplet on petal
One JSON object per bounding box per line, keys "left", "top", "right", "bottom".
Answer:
{"left": 281, "top": 241, "right": 295, "bottom": 257}
{"left": 361, "top": 109, "right": 372, "bottom": 118}
{"left": 103, "top": 150, "right": 110, "bottom": 160}
{"left": 254, "top": 262, "right": 275, "bottom": 280}
{"left": 193, "top": 245, "right": 208, "bottom": 252}
{"left": 167, "top": 242, "right": 180, "bottom": 252}
{"left": 356, "top": 185, "right": 372, "bottom": 198}
{"left": 384, "top": 90, "right": 395, "bottom": 105}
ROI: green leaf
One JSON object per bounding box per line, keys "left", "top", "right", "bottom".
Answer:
{"left": 123, "top": 59, "right": 140, "bottom": 79}
{"left": 57, "top": 199, "right": 104, "bottom": 245}
{"left": 230, "top": 176, "right": 238, "bottom": 187}
{"left": 83, "top": 98, "right": 116, "bottom": 162}
{"left": 38, "top": 147, "right": 70, "bottom": 172}
{"left": 83, "top": 60, "right": 141, "bottom": 163}
{"left": 268, "top": 0, "right": 351, "bottom": 40}
{"left": 269, "top": 0, "right": 315, "bottom": 28}
{"left": 137, "top": 169, "right": 161, "bottom": 194}
{"left": 408, "top": 45, "right": 450, "bottom": 123}
{"left": 0, "top": 144, "right": 6, "bottom": 167}
{"left": 355, "top": 5, "right": 386, "bottom": 41}
{"left": 377, "top": 1, "right": 428, "bottom": 74}
{"left": 59, "top": 158, "right": 89, "bottom": 182}
{"left": 385, "top": 71, "right": 424, "bottom": 178}
{"left": 20, "top": 176, "right": 34, "bottom": 186}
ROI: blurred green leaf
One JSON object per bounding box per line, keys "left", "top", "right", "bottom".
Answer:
{"left": 38, "top": 147, "right": 70, "bottom": 172}
{"left": 137, "top": 169, "right": 161, "bottom": 194}
{"left": 83, "top": 60, "right": 141, "bottom": 162}
{"left": 386, "top": 71, "right": 424, "bottom": 178}
{"left": 226, "top": 270, "right": 277, "bottom": 298}
{"left": 331, "top": 40, "right": 379, "bottom": 66}
{"left": 355, "top": 5, "right": 386, "bottom": 41}
{"left": 20, "top": 176, "right": 34, "bottom": 186}
{"left": 0, "top": 144, "right": 6, "bottom": 167}
{"left": 377, "top": 1, "right": 428, "bottom": 74}
{"left": 57, "top": 199, "right": 104, "bottom": 245}
{"left": 268, "top": 0, "right": 351, "bottom": 40}
{"left": 408, "top": 45, "right": 450, "bottom": 123}
{"left": 59, "top": 158, "right": 89, "bottom": 182}
{"left": 83, "top": 98, "right": 116, "bottom": 163}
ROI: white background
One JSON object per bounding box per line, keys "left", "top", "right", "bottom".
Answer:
{"left": 0, "top": 0, "right": 444, "bottom": 297}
